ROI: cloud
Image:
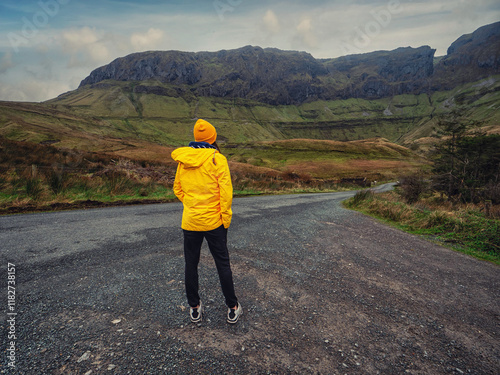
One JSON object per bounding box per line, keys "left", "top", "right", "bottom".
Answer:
{"left": 61, "top": 27, "right": 111, "bottom": 67}
{"left": 0, "top": 24, "right": 171, "bottom": 101}
{"left": 0, "top": 79, "right": 71, "bottom": 102}
{"left": 263, "top": 10, "right": 280, "bottom": 34}
{"left": 294, "top": 17, "right": 318, "bottom": 50}
{"left": 62, "top": 27, "right": 99, "bottom": 47}
{"left": 130, "top": 28, "right": 165, "bottom": 51}
{"left": 0, "top": 51, "right": 14, "bottom": 74}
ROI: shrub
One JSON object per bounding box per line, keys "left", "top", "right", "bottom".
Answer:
{"left": 397, "top": 174, "right": 428, "bottom": 204}
{"left": 431, "top": 134, "right": 500, "bottom": 203}
{"left": 423, "top": 211, "right": 451, "bottom": 228}
{"left": 25, "top": 178, "right": 43, "bottom": 200}
{"left": 45, "top": 166, "right": 69, "bottom": 195}
{"left": 349, "top": 189, "right": 374, "bottom": 207}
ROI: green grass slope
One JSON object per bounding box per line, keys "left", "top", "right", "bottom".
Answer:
{"left": 225, "top": 138, "right": 428, "bottom": 181}
{"left": 1, "top": 76, "right": 498, "bottom": 158}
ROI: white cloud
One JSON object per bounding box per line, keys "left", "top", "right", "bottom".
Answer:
{"left": 62, "top": 27, "right": 100, "bottom": 47}
{"left": 0, "top": 79, "right": 71, "bottom": 102}
{"left": 131, "top": 28, "right": 165, "bottom": 51}
{"left": 293, "top": 17, "right": 318, "bottom": 51}
{"left": 61, "top": 27, "right": 111, "bottom": 67}
{"left": 263, "top": 10, "right": 280, "bottom": 34}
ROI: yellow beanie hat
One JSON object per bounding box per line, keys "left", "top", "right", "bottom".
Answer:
{"left": 194, "top": 119, "right": 217, "bottom": 144}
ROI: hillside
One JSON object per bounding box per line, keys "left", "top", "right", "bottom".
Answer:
{"left": 76, "top": 22, "right": 499, "bottom": 106}
{"left": 35, "top": 21, "right": 500, "bottom": 150}
{"left": 1, "top": 73, "right": 497, "bottom": 151}
{"left": 433, "top": 22, "right": 500, "bottom": 90}
{"left": 77, "top": 45, "right": 436, "bottom": 105}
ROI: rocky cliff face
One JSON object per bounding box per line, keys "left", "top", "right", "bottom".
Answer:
{"left": 321, "top": 46, "right": 435, "bottom": 100}
{"left": 80, "top": 46, "right": 331, "bottom": 105}
{"left": 79, "top": 51, "right": 204, "bottom": 86}
{"left": 433, "top": 21, "right": 500, "bottom": 89}
{"left": 79, "top": 22, "right": 499, "bottom": 105}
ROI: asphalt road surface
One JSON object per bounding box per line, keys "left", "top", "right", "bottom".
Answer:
{"left": 1, "top": 184, "right": 499, "bottom": 374}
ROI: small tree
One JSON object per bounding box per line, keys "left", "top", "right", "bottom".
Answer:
{"left": 431, "top": 107, "right": 500, "bottom": 203}
{"left": 431, "top": 107, "right": 470, "bottom": 200}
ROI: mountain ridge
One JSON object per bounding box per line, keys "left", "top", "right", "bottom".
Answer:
{"left": 78, "top": 45, "right": 435, "bottom": 105}
{"left": 77, "top": 22, "right": 500, "bottom": 105}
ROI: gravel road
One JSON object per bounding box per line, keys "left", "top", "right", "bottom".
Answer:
{"left": 0, "top": 184, "right": 498, "bottom": 374}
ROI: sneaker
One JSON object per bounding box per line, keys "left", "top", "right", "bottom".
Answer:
{"left": 190, "top": 301, "right": 203, "bottom": 323}
{"left": 227, "top": 303, "right": 242, "bottom": 324}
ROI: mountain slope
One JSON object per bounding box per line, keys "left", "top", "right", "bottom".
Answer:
{"left": 77, "top": 45, "right": 435, "bottom": 105}
{"left": 2, "top": 73, "right": 496, "bottom": 153}
{"left": 75, "top": 22, "right": 500, "bottom": 107}
{"left": 433, "top": 21, "right": 500, "bottom": 89}
{"left": 0, "top": 22, "right": 498, "bottom": 156}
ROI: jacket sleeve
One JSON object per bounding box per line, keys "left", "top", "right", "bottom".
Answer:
{"left": 217, "top": 157, "right": 233, "bottom": 229}
{"left": 173, "top": 164, "right": 184, "bottom": 202}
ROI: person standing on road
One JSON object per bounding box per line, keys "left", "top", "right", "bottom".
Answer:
{"left": 171, "top": 119, "right": 242, "bottom": 324}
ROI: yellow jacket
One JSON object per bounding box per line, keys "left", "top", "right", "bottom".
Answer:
{"left": 171, "top": 146, "right": 233, "bottom": 231}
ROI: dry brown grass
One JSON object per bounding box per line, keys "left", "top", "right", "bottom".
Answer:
{"left": 228, "top": 161, "right": 336, "bottom": 193}
{"left": 228, "top": 161, "right": 280, "bottom": 177}
{"left": 261, "top": 137, "right": 413, "bottom": 156}
{"left": 104, "top": 142, "right": 177, "bottom": 165}
{"left": 285, "top": 159, "right": 421, "bottom": 180}
{"left": 1, "top": 132, "right": 430, "bottom": 212}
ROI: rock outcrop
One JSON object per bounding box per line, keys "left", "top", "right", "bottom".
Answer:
{"left": 79, "top": 22, "right": 500, "bottom": 105}
{"left": 433, "top": 21, "right": 500, "bottom": 89}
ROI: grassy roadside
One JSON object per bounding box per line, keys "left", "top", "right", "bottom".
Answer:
{"left": 0, "top": 172, "right": 178, "bottom": 215}
{"left": 0, "top": 163, "right": 351, "bottom": 215}
{"left": 344, "top": 190, "right": 500, "bottom": 265}
{"left": 0, "top": 153, "right": 345, "bottom": 216}
{"left": 2, "top": 135, "right": 416, "bottom": 215}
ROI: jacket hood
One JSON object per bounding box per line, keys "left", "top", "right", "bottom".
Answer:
{"left": 171, "top": 147, "right": 217, "bottom": 168}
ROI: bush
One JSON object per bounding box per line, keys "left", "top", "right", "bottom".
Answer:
{"left": 431, "top": 134, "right": 500, "bottom": 203}
{"left": 349, "top": 189, "right": 374, "bottom": 207}
{"left": 282, "top": 170, "right": 312, "bottom": 183}
{"left": 424, "top": 211, "right": 451, "bottom": 228}
{"left": 25, "top": 178, "right": 43, "bottom": 200}
{"left": 397, "top": 174, "right": 428, "bottom": 204}
{"left": 45, "top": 166, "right": 69, "bottom": 195}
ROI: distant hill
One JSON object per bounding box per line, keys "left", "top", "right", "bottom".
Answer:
{"left": 77, "top": 22, "right": 500, "bottom": 106}
{"left": 78, "top": 45, "right": 436, "bottom": 106}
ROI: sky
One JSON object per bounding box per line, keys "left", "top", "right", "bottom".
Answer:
{"left": 0, "top": 0, "right": 499, "bottom": 102}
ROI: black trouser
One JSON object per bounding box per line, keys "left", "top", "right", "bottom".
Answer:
{"left": 183, "top": 225, "right": 238, "bottom": 308}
